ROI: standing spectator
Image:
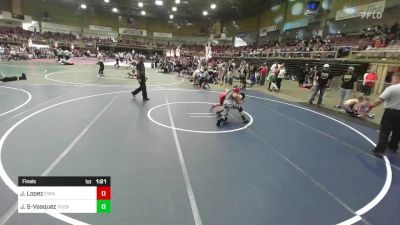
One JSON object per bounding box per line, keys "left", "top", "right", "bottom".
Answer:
{"left": 97, "top": 51, "right": 105, "bottom": 76}
{"left": 252, "top": 64, "right": 258, "bottom": 83}
{"left": 64, "top": 49, "right": 71, "bottom": 61}
{"left": 369, "top": 73, "right": 400, "bottom": 156}
{"left": 0, "top": 45, "right": 5, "bottom": 59}
{"left": 276, "top": 63, "right": 286, "bottom": 91}
{"left": 384, "top": 71, "right": 393, "bottom": 90}
{"left": 120, "top": 52, "right": 126, "bottom": 64}
{"left": 336, "top": 66, "right": 357, "bottom": 108}
{"left": 299, "top": 63, "right": 308, "bottom": 87}
{"left": 219, "top": 62, "right": 226, "bottom": 85}
{"left": 114, "top": 52, "right": 120, "bottom": 68}
{"left": 226, "top": 59, "right": 234, "bottom": 85}
{"left": 260, "top": 63, "right": 268, "bottom": 86}
{"left": 309, "top": 64, "right": 333, "bottom": 105}
{"left": 239, "top": 60, "right": 248, "bottom": 89}
{"left": 56, "top": 48, "right": 63, "bottom": 62}
{"left": 309, "top": 66, "right": 318, "bottom": 85}
{"left": 268, "top": 62, "right": 279, "bottom": 91}
{"left": 362, "top": 69, "right": 378, "bottom": 96}
{"left": 131, "top": 55, "right": 149, "bottom": 101}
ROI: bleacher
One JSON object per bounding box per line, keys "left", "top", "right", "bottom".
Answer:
{"left": 0, "top": 20, "right": 399, "bottom": 62}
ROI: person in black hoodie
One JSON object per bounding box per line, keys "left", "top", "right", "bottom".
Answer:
{"left": 308, "top": 64, "right": 333, "bottom": 105}
{"left": 0, "top": 72, "right": 26, "bottom": 82}
{"left": 335, "top": 66, "right": 357, "bottom": 108}
{"left": 299, "top": 63, "right": 308, "bottom": 87}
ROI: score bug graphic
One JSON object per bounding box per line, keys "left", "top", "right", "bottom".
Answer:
{"left": 18, "top": 176, "right": 111, "bottom": 214}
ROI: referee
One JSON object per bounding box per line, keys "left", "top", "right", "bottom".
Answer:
{"left": 131, "top": 55, "right": 149, "bottom": 101}
{"left": 97, "top": 51, "right": 105, "bottom": 76}
{"left": 369, "top": 72, "right": 400, "bottom": 156}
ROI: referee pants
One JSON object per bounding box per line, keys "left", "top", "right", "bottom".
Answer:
{"left": 132, "top": 82, "right": 148, "bottom": 100}
{"left": 98, "top": 62, "right": 104, "bottom": 74}
{"left": 375, "top": 109, "right": 400, "bottom": 152}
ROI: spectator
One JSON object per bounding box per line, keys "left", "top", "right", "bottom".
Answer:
{"left": 268, "top": 62, "right": 279, "bottom": 91}
{"left": 336, "top": 66, "right": 357, "bottom": 108}
{"left": 299, "top": 63, "right": 309, "bottom": 87}
{"left": 309, "top": 64, "right": 333, "bottom": 105}
{"left": 362, "top": 69, "right": 378, "bottom": 96}
{"left": 260, "top": 63, "right": 268, "bottom": 86}
{"left": 276, "top": 63, "right": 286, "bottom": 91}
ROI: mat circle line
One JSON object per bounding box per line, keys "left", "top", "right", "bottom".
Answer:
{"left": 147, "top": 101, "right": 253, "bottom": 133}
{"left": 0, "top": 86, "right": 32, "bottom": 117}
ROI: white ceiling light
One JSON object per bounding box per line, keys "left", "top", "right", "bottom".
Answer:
{"left": 175, "top": 0, "right": 180, "bottom": 4}
{"left": 202, "top": 10, "right": 208, "bottom": 16}
{"left": 170, "top": 14, "right": 174, "bottom": 19}
{"left": 104, "top": 0, "right": 109, "bottom": 3}
{"left": 80, "top": 4, "right": 87, "bottom": 9}
{"left": 210, "top": 4, "right": 216, "bottom": 9}
{"left": 172, "top": 6, "right": 177, "bottom": 11}
{"left": 138, "top": 2, "right": 143, "bottom": 7}
{"left": 155, "top": 0, "right": 163, "bottom": 6}
{"left": 112, "top": 7, "right": 118, "bottom": 13}
{"left": 141, "top": 10, "right": 146, "bottom": 15}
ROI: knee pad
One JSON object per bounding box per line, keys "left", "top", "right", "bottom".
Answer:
{"left": 238, "top": 106, "right": 243, "bottom": 113}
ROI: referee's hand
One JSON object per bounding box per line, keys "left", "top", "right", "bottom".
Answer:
{"left": 367, "top": 104, "right": 374, "bottom": 113}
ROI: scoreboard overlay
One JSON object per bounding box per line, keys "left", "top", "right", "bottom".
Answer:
{"left": 18, "top": 176, "right": 111, "bottom": 214}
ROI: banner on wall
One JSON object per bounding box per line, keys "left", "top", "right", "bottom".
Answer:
{"left": 89, "top": 25, "right": 112, "bottom": 32}
{"left": 259, "top": 26, "right": 277, "bottom": 37}
{"left": 210, "top": 33, "right": 228, "bottom": 40}
{"left": 119, "top": 28, "right": 147, "bottom": 36}
{"left": 22, "top": 21, "right": 39, "bottom": 32}
{"left": 82, "top": 28, "right": 118, "bottom": 38}
{"left": 0, "top": 11, "right": 32, "bottom": 22}
{"left": 283, "top": 18, "right": 308, "bottom": 31}
{"left": 335, "top": 0, "right": 386, "bottom": 21}
{"left": 236, "top": 32, "right": 252, "bottom": 38}
{"left": 153, "top": 32, "right": 172, "bottom": 38}
{"left": 41, "top": 22, "right": 81, "bottom": 33}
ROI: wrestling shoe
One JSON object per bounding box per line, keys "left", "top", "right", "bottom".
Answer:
{"left": 21, "top": 73, "right": 27, "bottom": 80}
{"left": 371, "top": 149, "right": 384, "bottom": 158}
{"left": 368, "top": 114, "right": 375, "bottom": 119}
{"left": 243, "top": 119, "right": 249, "bottom": 124}
{"left": 217, "top": 118, "right": 224, "bottom": 127}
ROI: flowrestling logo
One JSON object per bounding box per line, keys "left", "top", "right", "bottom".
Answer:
{"left": 361, "top": 11, "right": 383, "bottom": 19}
